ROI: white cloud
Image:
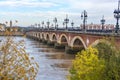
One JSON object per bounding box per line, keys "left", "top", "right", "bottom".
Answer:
{"left": 0, "top": 0, "right": 58, "bottom": 8}
{"left": 0, "top": 0, "right": 118, "bottom": 26}
{"left": 0, "top": 11, "right": 82, "bottom": 27}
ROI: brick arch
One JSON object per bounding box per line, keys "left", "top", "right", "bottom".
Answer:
{"left": 38, "top": 33, "right": 41, "bottom": 39}
{"left": 37, "top": 33, "right": 39, "bottom": 38}
{"left": 41, "top": 32, "right": 44, "bottom": 39}
{"left": 40, "top": 33, "right": 43, "bottom": 39}
{"left": 91, "top": 39, "right": 111, "bottom": 47}
{"left": 35, "top": 33, "right": 37, "bottom": 37}
{"left": 45, "top": 33, "right": 50, "bottom": 41}
{"left": 59, "top": 34, "right": 68, "bottom": 45}
{"left": 51, "top": 33, "right": 57, "bottom": 41}
{"left": 70, "top": 36, "right": 87, "bottom": 49}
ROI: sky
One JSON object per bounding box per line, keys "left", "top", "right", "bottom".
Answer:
{"left": 0, "top": 0, "right": 118, "bottom": 27}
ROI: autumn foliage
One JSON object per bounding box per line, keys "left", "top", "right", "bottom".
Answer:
{"left": 0, "top": 37, "right": 39, "bottom": 80}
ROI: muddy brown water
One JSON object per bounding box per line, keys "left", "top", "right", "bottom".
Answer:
{"left": 0, "top": 37, "right": 75, "bottom": 80}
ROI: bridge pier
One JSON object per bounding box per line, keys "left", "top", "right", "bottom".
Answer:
{"left": 27, "top": 35, "right": 38, "bottom": 41}
{"left": 47, "top": 41, "right": 55, "bottom": 46}
{"left": 65, "top": 46, "right": 84, "bottom": 54}
{"left": 38, "top": 39, "right": 42, "bottom": 42}
{"left": 41, "top": 39, "right": 47, "bottom": 44}
{"left": 54, "top": 43, "right": 66, "bottom": 49}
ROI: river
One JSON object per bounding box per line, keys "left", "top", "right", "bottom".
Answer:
{"left": 1, "top": 37, "right": 75, "bottom": 80}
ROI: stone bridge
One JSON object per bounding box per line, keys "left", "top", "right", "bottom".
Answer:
{"left": 26, "top": 31, "right": 120, "bottom": 54}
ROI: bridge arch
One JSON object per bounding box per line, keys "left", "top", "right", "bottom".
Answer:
{"left": 38, "top": 33, "right": 41, "bottom": 39}
{"left": 91, "top": 39, "right": 111, "bottom": 47}
{"left": 51, "top": 33, "right": 57, "bottom": 42}
{"left": 35, "top": 33, "right": 37, "bottom": 37}
{"left": 41, "top": 32, "right": 44, "bottom": 39}
{"left": 46, "top": 33, "right": 50, "bottom": 41}
{"left": 59, "top": 34, "right": 68, "bottom": 45}
{"left": 70, "top": 36, "right": 87, "bottom": 49}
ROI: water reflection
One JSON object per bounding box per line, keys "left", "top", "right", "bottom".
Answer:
{"left": 0, "top": 37, "right": 75, "bottom": 80}
{"left": 45, "top": 53, "right": 75, "bottom": 60}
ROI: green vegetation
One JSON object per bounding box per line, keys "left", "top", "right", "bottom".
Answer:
{"left": 95, "top": 42, "right": 120, "bottom": 80}
{"left": 68, "top": 47, "right": 105, "bottom": 80}
{"left": 68, "top": 42, "right": 120, "bottom": 80}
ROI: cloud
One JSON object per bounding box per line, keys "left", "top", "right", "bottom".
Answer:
{"left": 0, "top": 0, "right": 58, "bottom": 8}
{"left": 0, "top": 11, "right": 82, "bottom": 27}
{"left": 0, "top": 0, "right": 117, "bottom": 26}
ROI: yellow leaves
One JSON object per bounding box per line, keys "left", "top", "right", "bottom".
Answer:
{"left": 24, "top": 76, "right": 28, "bottom": 80}
{"left": 31, "top": 67, "right": 35, "bottom": 72}
{"left": 17, "top": 67, "right": 26, "bottom": 75}
{"left": 0, "top": 37, "right": 39, "bottom": 80}
{"left": 35, "top": 62, "right": 39, "bottom": 68}
{"left": 69, "top": 47, "right": 105, "bottom": 80}
{"left": 24, "top": 54, "right": 29, "bottom": 60}
{"left": 2, "top": 76, "right": 8, "bottom": 80}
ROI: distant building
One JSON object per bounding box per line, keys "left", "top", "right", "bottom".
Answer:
{"left": 6, "top": 26, "right": 19, "bottom": 32}
{"left": 80, "top": 24, "right": 115, "bottom": 30}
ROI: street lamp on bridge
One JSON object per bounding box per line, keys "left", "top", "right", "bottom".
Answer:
{"left": 38, "top": 23, "right": 41, "bottom": 30}
{"left": 53, "top": 17, "right": 57, "bottom": 30}
{"left": 63, "top": 22, "right": 65, "bottom": 28}
{"left": 56, "top": 24, "right": 58, "bottom": 29}
{"left": 114, "top": 0, "right": 120, "bottom": 33}
{"left": 41, "top": 21, "right": 44, "bottom": 29}
{"left": 35, "top": 23, "right": 37, "bottom": 28}
{"left": 71, "top": 20, "right": 74, "bottom": 29}
{"left": 100, "top": 16, "right": 105, "bottom": 30}
{"left": 81, "top": 10, "right": 88, "bottom": 32}
{"left": 64, "top": 14, "right": 69, "bottom": 30}
{"left": 47, "top": 20, "right": 50, "bottom": 30}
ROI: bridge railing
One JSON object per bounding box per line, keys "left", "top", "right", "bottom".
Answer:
{"left": 25, "top": 27, "right": 120, "bottom": 35}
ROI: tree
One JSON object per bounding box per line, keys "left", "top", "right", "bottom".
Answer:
{"left": 95, "top": 42, "right": 120, "bottom": 80}
{"left": 68, "top": 47, "right": 105, "bottom": 80}
{"left": 0, "top": 37, "right": 39, "bottom": 80}
{"left": 95, "top": 42, "right": 115, "bottom": 61}
{"left": 69, "top": 41, "right": 120, "bottom": 80}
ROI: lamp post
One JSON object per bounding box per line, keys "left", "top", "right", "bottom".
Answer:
{"left": 64, "top": 14, "right": 69, "bottom": 30}
{"left": 38, "top": 23, "right": 41, "bottom": 30}
{"left": 114, "top": 0, "right": 120, "bottom": 33}
{"left": 71, "top": 21, "right": 74, "bottom": 29}
{"left": 56, "top": 24, "right": 58, "bottom": 29}
{"left": 81, "top": 10, "right": 88, "bottom": 32}
{"left": 42, "top": 21, "right": 44, "bottom": 29}
{"left": 35, "top": 23, "right": 37, "bottom": 29}
{"left": 53, "top": 17, "right": 57, "bottom": 30}
{"left": 100, "top": 16, "right": 105, "bottom": 30}
{"left": 47, "top": 20, "right": 50, "bottom": 30}
{"left": 63, "top": 22, "right": 65, "bottom": 28}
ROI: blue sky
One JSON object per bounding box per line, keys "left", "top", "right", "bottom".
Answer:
{"left": 0, "top": 0, "right": 118, "bottom": 27}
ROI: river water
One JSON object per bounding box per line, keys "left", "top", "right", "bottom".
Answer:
{"left": 1, "top": 37, "right": 75, "bottom": 80}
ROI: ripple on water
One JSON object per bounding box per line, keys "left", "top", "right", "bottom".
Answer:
{"left": 0, "top": 37, "right": 75, "bottom": 80}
